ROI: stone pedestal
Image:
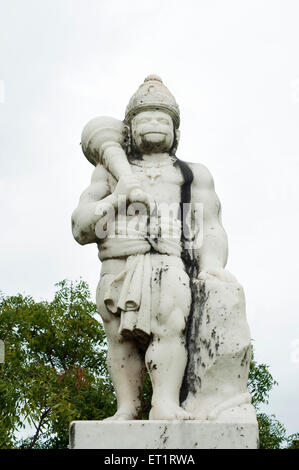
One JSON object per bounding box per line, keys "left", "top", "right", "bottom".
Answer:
{"left": 69, "top": 420, "right": 259, "bottom": 449}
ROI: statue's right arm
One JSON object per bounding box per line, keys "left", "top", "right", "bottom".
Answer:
{"left": 71, "top": 165, "right": 111, "bottom": 245}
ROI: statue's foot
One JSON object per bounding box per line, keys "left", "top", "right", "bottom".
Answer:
{"left": 103, "top": 406, "right": 139, "bottom": 421}
{"left": 149, "top": 402, "right": 193, "bottom": 420}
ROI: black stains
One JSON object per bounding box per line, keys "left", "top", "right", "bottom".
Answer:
{"left": 201, "top": 337, "right": 214, "bottom": 359}
{"left": 160, "top": 426, "right": 169, "bottom": 445}
{"left": 174, "top": 157, "right": 199, "bottom": 278}
{"left": 174, "top": 157, "right": 204, "bottom": 404}
{"left": 147, "top": 360, "right": 157, "bottom": 372}
{"left": 241, "top": 348, "right": 249, "bottom": 367}
{"left": 180, "top": 282, "right": 209, "bottom": 404}
{"left": 69, "top": 422, "right": 76, "bottom": 449}
{"left": 153, "top": 266, "right": 163, "bottom": 285}
{"left": 158, "top": 267, "right": 162, "bottom": 284}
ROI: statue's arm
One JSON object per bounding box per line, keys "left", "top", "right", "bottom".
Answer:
{"left": 191, "top": 163, "right": 236, "bottom": 282}
{"left": 71, "top": 165, "right": 110, "bottom": 245}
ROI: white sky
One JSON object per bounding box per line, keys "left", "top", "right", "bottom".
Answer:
{"left": 0, "top": 0, "right": 298, "bottom": 436}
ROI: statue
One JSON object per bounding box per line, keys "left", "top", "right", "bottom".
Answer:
{"left": 72, "top": 75, "right": 258, "bottom": 427}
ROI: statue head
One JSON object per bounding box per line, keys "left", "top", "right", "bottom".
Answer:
{"left": 124, "top": 75, "right": 180, "bottom": 156}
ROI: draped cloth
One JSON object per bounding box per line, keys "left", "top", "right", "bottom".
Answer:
{"left": 104, "top": 253, "right": 153, "bottom": 344}
{"left": 99, "top": 231, "right": 182, "bottom": 345}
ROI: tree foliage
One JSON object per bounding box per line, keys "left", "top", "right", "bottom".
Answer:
{"left": 0, "top": 280, "right": 115, "bottom": 449}
{"left": 0, "top": 280, "right": 296, "bottom": 449}
{"left": 247, "top": 345, "right": 284, "bottom": 449}
{"left": 248, "top": 347, "right": 278, "bottom": 409}
{"left": 257, "top": 413, "right": 287, "bottom": 449}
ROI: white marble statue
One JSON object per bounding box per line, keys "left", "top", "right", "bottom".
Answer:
{"left": 72, "top": 75, "right": 257, "bottom": 425}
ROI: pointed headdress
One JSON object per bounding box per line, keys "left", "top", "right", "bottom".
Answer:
{"left": 124, "top": 74, "right": 180, "bottom": 129}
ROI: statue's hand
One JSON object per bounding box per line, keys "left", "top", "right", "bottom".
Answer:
{"left": 198, "top": 268, "right": 237, "bottom": 284}
{"left": 114, "top": 175, "right": 142, "bottom": 199}
{"left": 114, "top": 175, "right": 152, "bottom": 208}
{"left": 95, "top": 197, "right": 115, "bottom": 220}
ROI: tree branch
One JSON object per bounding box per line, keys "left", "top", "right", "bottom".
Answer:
{"left": 26, "top": 407, "right": 51, "bottom": 449}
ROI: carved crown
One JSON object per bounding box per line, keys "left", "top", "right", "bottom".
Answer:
{"left": 124, "top": 75, "right": 180, "bottom": 128}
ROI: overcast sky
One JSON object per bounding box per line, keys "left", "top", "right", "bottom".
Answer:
{"left": 0, "top": 0, "right": 298, "bottom": 436}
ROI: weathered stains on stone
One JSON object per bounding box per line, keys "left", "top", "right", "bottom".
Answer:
{"left": 215, "top": 335, "right": 220, "bottom": 353}
{"left": 160, "top": 425, "right": 169, "bottom": 446}
{"left": 180, "top": 282, "right": 209, "bottom": 404}
{"left": 153, "top": 267, "right": 162, "bottom": 284}
{"left": 69, "top": 422, "right": 76, "bottom": 449}
{"left": 147, "top": 360, "right": 157, "bottom": 372}
{"left": 195, "top": 374, "right": 201, "bottom": 388}
{"left": 158, "top": 267, "right": 162, "bottom": 285}
{"left": 241, "top": 348, "right": 249, "bottom": 367}
{"left": 200, "top": 337, "right": 214, "bottom": 359}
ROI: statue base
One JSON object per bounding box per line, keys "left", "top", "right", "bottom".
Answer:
{"left": 69, "top": 420, "right": 259, "bottom": 449}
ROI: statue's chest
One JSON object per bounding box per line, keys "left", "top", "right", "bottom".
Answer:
{"left": 131, "top": 163, "right": 183, "bottom": 204}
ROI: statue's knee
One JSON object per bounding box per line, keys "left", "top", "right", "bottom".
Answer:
{"left": 152, "top": 307, "right": 187, "bottom": 338}
{"left": 104, "top": 319, "right": 124, "bottom": 345}
{"left": 159, "top": 269, "right": 191, "bottom": 317}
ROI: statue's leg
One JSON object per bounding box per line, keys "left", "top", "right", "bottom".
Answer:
{"left": 96, "top": 271, "right": 146, "bottom": 421}
{"left": 103, "top": 317, "right": 146, "bottom": 421}
{"left": 146, "top": 259, "right": 192, "bottom": 420}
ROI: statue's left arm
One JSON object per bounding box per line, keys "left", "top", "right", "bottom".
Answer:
{"left": 190, "top": 163, "right": 237, "bottom": 283}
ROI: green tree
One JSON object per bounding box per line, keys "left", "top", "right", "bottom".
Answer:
{"left": 257, "top": 413, "right": 287, "bottom": 449}
{"left": 247, "top": 346, "right": 298, "bottom": 449}
{"left": 0, "top": 280, "right": 297, "bottom": 448}
{"left": 248, "top": 345, "right": 283, "bottom": 449}
{"left": 0, "top": 280, "right": 116, "bottom": 449}
{"left": 286, "top": 433, "right": 299, "bottom": 449}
